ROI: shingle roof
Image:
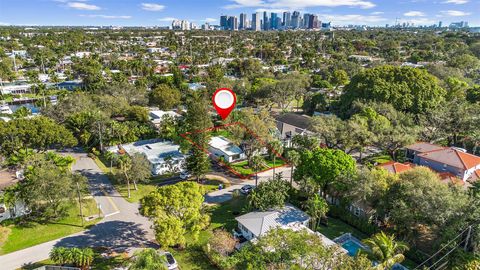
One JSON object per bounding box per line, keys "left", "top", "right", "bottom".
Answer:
{"left": 275, "top": 113, "right": 312, "bottom": 130}
{"left": 235, "top": 204, "right": 310, "bottom": 238}
{"left": 405, "top": 142, "right": 445, "bottom": 153}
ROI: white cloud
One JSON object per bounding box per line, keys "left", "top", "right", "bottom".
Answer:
{"left": 141, "top": 3, "right": 165, "bottom": 11}
{"left": 443, "top": 0, "right": 469, "bottom": 4}
{"left": 205, "top": 18, "right": 217, "bottom": 23}
{"left": 67, "top": 2, "right": 101, "bottom": 10}
{"left": 158, "top": 17, "right": 177, "bottom": 21}
{"left": 321, "top": 14, "right": 387, "bottom": 24}
{"left": 0, "top": 22, "right": 10, "bottom": 25}
{"left": 80, "top": 14, "right": 132, "bottom": 19}
{"left": 440, "top": 10, "right": 471, "bottom": 16}
{"left": 403, "top": 17, "right": 435, "bottom": 25}
{"left": 404, "top": 11, "right": 426, "bottom": 17}
{"left": 370, "top": 11, "right": 384, "bottom": 15}
{"left": 225, "top": 0, "right": 375, "bottom": 10}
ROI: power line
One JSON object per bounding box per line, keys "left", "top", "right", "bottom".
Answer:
{"left": 414, "top": 225, "right": 471, "bottom": 269}
{"left": 427, "top": 238, "right": 467, "bottom": 270}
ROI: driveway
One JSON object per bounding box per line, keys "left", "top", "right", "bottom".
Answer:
{"left": 0, "top": 153, "right": 156, "bottom": 270}
{"left": 204, "top": 166, "right": 293, "bottom": 204}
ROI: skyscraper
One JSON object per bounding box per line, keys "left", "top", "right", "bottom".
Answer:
{"left": 283, "top": 12, "right": 291, "bottom": 28}
{"left": 227, "top": 16, "right": 238, "bottom": 30}
{"left": 291, "top": 11, "right": 300, "bottom": 29}
{"left": 438, "top": 21, "right": 443, "bottom": 28}
{"left": 220, "top": 15, "right": 228, "bottom": 30}
{"left": 308, "top": 14, "right": 320, "bottom": 29}
{"left": 252, "top": 12, "right": 261, "bottom": 31}
{"left": 270, "top": 13, "right": 278, "bottom": 29}
{"left": 303, "top": 13, "right": 311, "bottom": 29}
{"left": 263, "top": 12, "right": 269, "bottom": 30}
{"left": 239, "top": 13, "right": 247, "bottom": 30}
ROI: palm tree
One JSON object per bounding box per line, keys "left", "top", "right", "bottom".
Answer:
{"left": 250, "top": 155, "right": 265, "bottom": 187}
{"left": 73, "top": 248, "right": 94, "bottom": 270}
{"left": 269, "top": 140, "right": 283, "bottom": 178}
{"left": 117, "top": 154, "right": 133, "bottom": 198}
{"left": 129, "top": 248, "right": 167, "bottom": 270}
{"left": 49, "top": 247, "right": 68, "bottom": 265}
{"left": 104, "top": 151, "right": 116, "bottom": 173}
{"left": 285, "top": 149, "right": 300, "bottom": 186}
{"left": 362, "top": 231, "right": 409, "bottom": 270}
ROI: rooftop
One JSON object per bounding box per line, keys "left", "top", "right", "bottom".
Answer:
{"left": 276, "top": 113, "right": 312, "bottom": 130}
{"left": 405, "top": 142, "right": 445, "bottom": 153}
{"left": 209, "top": 136, "right": 243, "bottom": 156}
{"left": 379, "top": 161, "right": 414, "bottom": 174}
{"left": 418, "top": 147, "right": 480, "bottom": 170}
{"left": 107, "top": 139, "right": 184, "bottom": 165}
{"left": 235, "top": 204, "right": 310, "bottom": 238}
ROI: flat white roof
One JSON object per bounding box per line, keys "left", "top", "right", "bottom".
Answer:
{"left": 107, "top": 139, "right": 184, "bottom": 165}
{"left": 209, "top": 136, "right": 243, "bottom": 156}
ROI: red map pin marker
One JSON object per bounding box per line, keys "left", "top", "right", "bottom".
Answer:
{"left": 212, "top": 88, "right": 236, "bottom": 120}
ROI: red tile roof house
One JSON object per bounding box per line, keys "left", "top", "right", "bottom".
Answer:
{"left": 404, "top": 142, "right": 480, "bottom": 183}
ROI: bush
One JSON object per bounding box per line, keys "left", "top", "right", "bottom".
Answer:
{"left": 328, "top": 205, "right": 379, "bottom": 236}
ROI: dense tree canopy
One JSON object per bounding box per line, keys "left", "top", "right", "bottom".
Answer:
{"left": 338, "top": 66, "right": 446, "bottom": 115}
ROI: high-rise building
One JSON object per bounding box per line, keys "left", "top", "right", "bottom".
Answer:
{"left": 227, "top": 16, "right": 238, "bottom": 30}
{"left": 239, "top": 13, "right": 247, "bottom": 30}
{"left": 291, "top": 11, "right": 301, "bottom": 28}
{"left": 252, "top": 12, "right": 261, "bottom": 31}
{"left": 220, "top": 15, "right": 228, "bottom": 30}
{"left": 283, "top": 12, "right": 291, "bottom": 28}
{"left": 303, "top": 13, "right": 311, "bottom": 29}
{"left": 308, "top": 14, "right": 320, "bottom": 29}
{"left": 270, "top": 12, "right": 278, "bottom": 29}
{"left": 263, "top": 12, "right": 269, "bottom": 30}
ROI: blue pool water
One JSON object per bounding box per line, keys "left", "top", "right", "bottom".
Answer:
{"left": 342, "top": 240, "right": 364, "bottom": 256}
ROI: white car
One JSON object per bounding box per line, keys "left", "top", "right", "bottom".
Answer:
{"left": 179, "top": 171, "right": 191, "bottom": 180}
{"left": 164, "top": 252, "right": 178, "bottom": 270}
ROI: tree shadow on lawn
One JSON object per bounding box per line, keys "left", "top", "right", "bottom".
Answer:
{"left": 54, "top": 220, "right": 158, "bottom": 252}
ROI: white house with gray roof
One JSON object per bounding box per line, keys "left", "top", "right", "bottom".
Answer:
{"left": 235, "top": 204, "right": 341, "bottom": 249}
{"left": 208, "top": 136, "right": 245, "bottom": 163}
{"left": 106, "top": 139, "right": 186, "bottom": 175}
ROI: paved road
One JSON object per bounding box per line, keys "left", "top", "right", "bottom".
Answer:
{"left": 0, "top": 153, "right": 156, "bottom": 270}
{"left": 205, "top": 166, "right": 293, "bottom": 204}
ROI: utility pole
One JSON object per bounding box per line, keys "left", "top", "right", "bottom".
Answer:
{"left": 76, "top": 182, "right": 84, "bottom": 227}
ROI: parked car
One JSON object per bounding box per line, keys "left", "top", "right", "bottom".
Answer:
{"left": 179, "top": 171, "right": 191, "bottom": 180}
{"left": 240, "top": 184, "right": 254, "bottom": 195}
{"left": 164, "top": 251, "right": 178, "bottom": 270}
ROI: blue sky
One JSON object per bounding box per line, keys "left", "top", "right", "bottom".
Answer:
{"left": 0, "top": 0, "right": 478, "bottom": 27}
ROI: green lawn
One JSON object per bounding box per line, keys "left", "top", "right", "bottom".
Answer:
{"left": 316, "top": 217, "right": 368, "bottom": 240}
{"left": 93, "top": 157, "right": 176, "bottom": 203}
{"left": 230, "top": 158, "right": 286, "bottom": 176}
{"left": 1, "top": 199, "right": 101, "bottom": 255}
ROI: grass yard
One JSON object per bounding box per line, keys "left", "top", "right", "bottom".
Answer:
{"left": 0, "top": 199, "right": 101, "bottom": 255}
{"left": 201, "top": 179, "right": 231, "bottom": 193}
{"left": 93, "top": 156, "right": 176, "bottom": 203}
{"left": 230, "top": 158, "right": 286, "bottom": 176}
{"left": 316, "top": 217, "right": 369, "bottom": 240}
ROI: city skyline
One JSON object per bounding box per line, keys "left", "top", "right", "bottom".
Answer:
{"left": 0, "top": 0, "right": 479, "bottom": 27}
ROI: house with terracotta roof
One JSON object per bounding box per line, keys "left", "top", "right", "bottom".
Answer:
{"left": 378, "top": 161, "right": 414, "bottom": 174}
{"left": 405, "top": 142, "right": 480, "bottom": 182}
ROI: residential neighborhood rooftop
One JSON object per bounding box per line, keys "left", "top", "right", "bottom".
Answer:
{"left": 209, "top": 136, "right": 243, "bottom": 156}
{"left": 275, "top": 113, "right": 312, "bottom": 130}
{"left": 108, "top": 139, "right": 184, "bottom": 165}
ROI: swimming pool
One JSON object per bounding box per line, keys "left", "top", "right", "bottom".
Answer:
{"left": 334, "top": 233, "right": 368, "bottom": 256}
{"left": 341, "top": 238, "right": 365, "bottom": 256}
